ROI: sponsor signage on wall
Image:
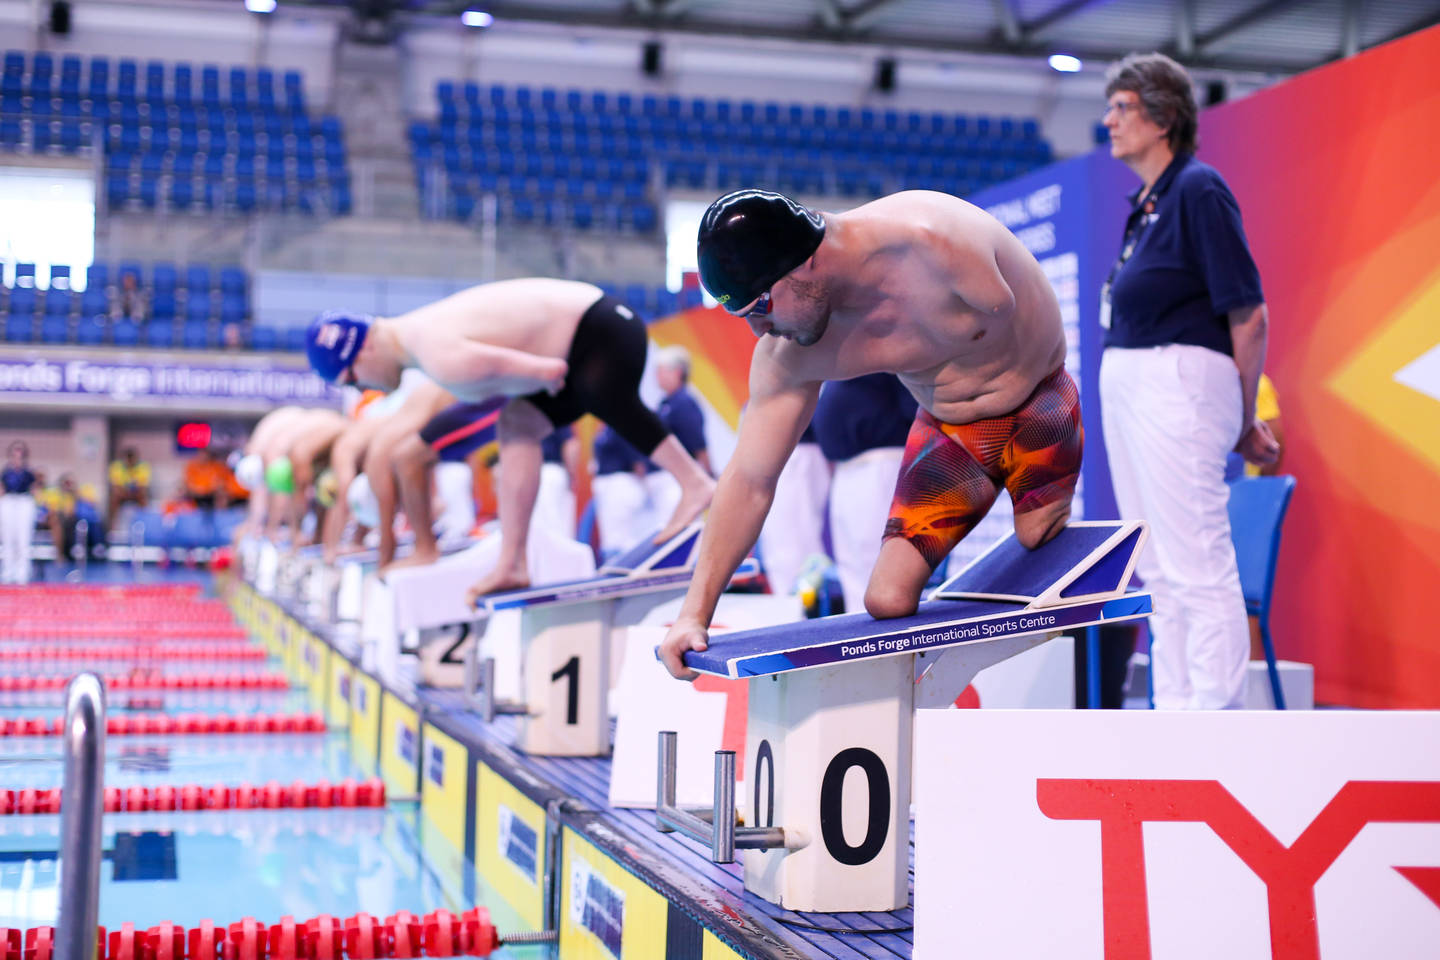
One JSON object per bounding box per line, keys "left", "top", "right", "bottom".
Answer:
{"left": 0, "top": 354, "right": 338, "bottom": 405}
{"left": 915, "top": 710, "right": 1440, "bottom": 959}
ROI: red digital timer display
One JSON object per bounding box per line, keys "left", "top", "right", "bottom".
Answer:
{"left": 176, "top": 422, "right": 213, "bottom": 449}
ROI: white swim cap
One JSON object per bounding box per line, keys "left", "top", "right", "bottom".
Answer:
{"left": 347, "top": 472, "right": 381, "bottom": 529}
{"left": 234, "top": 454, "right": 265, "bottom": 492}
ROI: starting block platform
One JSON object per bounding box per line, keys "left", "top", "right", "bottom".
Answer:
{"left": 664, "top": 521, "right": 1151, "bottom": 913}
{"left": 461, "top": 523, "right": 732, "bottom": 757}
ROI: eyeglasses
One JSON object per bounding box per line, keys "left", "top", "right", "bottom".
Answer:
{"left": 1101, "top": 100, "right": 1140, "bottom": 123}
{"left": 736, "top": 290, "right": 773, "bottom": 319}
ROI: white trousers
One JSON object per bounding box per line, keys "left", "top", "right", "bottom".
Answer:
{"left": 756, "top": 443, "right": 830, "bottom": 594}
{"left": 642, "top": 471, "right": 680, "bottom": 536}
{"left": 433, "top": 462, "right": 476, "bottom": 543}
{"left": 0, "top": 493, "right": 36, "bottom": 584}
{"left": 1101, "top": 344, "right": 1249, "bottom": 709}
{"left": 591, "top": 472, "right": 650, "bottom": 557}
{"left": 532, "top": 462, "right": 576, "bottom": 541}
{"left": 829, "top": 447, "right": 905, "bottom": 614}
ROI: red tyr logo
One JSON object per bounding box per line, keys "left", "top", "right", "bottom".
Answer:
{"left": 1037, "top": 778, "right": 1440, "bottom": 960}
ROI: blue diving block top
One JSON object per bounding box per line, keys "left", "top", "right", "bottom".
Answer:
{"left": 680, "top": 520, "right": 1151, "bottom": 679}
{"left": 477, "top": 521, "right": 722, "bottom": 614}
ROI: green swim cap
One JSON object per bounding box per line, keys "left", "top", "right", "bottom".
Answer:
{"left": 265, "top": 456, "right": 295, "bottom": 494}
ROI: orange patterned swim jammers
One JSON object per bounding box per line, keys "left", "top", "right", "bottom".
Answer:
{"left": 883, "top": 367, "right": 1083, "bottom": 569}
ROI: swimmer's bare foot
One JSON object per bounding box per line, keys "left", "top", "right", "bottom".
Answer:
{"left": 465, "top": 562, "right": 530, "bottom": 608}
{"left": 653, "top": 476, "right": 715, "bottom": 544}
{"left": 380, "top": 546, "right": 441, "bottom": 579}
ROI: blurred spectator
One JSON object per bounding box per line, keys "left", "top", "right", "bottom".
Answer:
{"left": 221, "top": 323, "right": 244, "bottom": 350}
{"left": 813, "top": 374, "right": 917, "bottom": 613}
{"left": 0, "top": 441, "right": 38, "bottom": 584}
{"left": 756, "top": 422, "right": 829, "bottom": 596}
{"left": 114, "top": 272, "right": 148, "bottom": 322}
{"left": 108, "top": 447, "right": 151, "bottom": 516}
{"left": 590, "top": 425, "right": 650, "bottom": 558}
{"left": 535, "top": 425, "right": 581, "bottom": 541}
{"left": 183, "top": 448, "right": 232, "bottom": 510}
{"left": 44, "top": 473, "right": 105, "bottom": 562}
{"left": 644, "top": 345, "right": 711, "bottom": 532}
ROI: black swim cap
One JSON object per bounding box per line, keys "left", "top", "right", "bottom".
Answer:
{"left": 697, "top": 189, "right": 826, "bottom": 311}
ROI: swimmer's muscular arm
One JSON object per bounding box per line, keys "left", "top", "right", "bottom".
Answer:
{"left": 321, "top": 428, "right": 367, "bottom": 562}
{"left": 419, "top": 336, "right": 567, "bottom": 395}
{"left": 660, "top": 348, "right": 820, "bottom": 680}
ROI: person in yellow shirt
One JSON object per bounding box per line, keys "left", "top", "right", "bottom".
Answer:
{"left": 108, "top": 447, "right": 151, "bottom": 516}
{"left": 1245, "top": 374, "right": 1283, "bottom": 477}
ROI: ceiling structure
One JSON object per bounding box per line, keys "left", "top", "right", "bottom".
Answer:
{"left": 349, "top": 0, "right": 1440, "bottom": 75}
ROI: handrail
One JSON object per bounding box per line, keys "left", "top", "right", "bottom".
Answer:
{"left": 54, "top": 674, "right": 106, "bottom": 959}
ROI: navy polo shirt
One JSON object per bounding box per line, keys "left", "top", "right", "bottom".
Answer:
{"left": 812, "top": 373, "right": 918, "bottom": 463}
{"left": 541, "top": 425, "right": 573, "bottom": 465}
{"left": 593, "top": 426, "right": 643, "bottom": 476}
{"left": 2, "top": 467, "right": 35, "bottom": 494}
{"left": 1105, "top": 153, "right": 1264, "bottom": 357}
{"left": 658, "top": 389, "right": 707, "bottom": 457}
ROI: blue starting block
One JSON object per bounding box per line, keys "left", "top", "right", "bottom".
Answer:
{"left": 462, "top": 522, "right": 734, "bottom": 757}
{"left": 656, "top": 520, "right": 1151, "bottom": 913}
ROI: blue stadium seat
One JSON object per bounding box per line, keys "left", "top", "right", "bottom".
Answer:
{"left": 39, "top": 314, "right": 68, "bottom": 344}
{"left": 0, "top": 119, "right": 20, "bottom": 148}
{"left": 58, "top": 121, "right": 82, "bottom": 153}
{"left": 145, "top": 321, "right": 176, "bottom": 348}
{"left": 138, "top": 174, "right": 158, "bottom": 208}
{"left": 4, "top": 315, "right": 36, "bottom": 343}
{"left": 181, "top": 320, "right": 210, "bottom": 350}
{"left": 111, "top": 318, "right": 139, "bottom": 346}
{"left": 282, "top": 326, "right": 306, "bottom": 352}
{"left": 234, "top": 179, "right": 257, "bottom": 212}
{"left": 75, "top": 315, "right": 104, "bottom": 345}
{"left": 217, "top": 296, "right": 243, "bottom": 326}
{"left": 80, "top": 285, "right": 107, "bottom": 316}
{"left": 186, "top": 295, "right": 211, "bottom": 323}
{"left": 86, "top": 263, "right": 108, "bottom": 290}
{"left": 49, "top": 265, "right": 70, "bottom": 289}
{"left": 117, "top": 261, "right": 142, "bottom": 287}
{"left": 571, "top": 201, "right": 594, "bottom": 230}
{"left": 33, "top": 122, "right": 53, "bottom": 152}
{"left": 249, "top": 325, "right": 278, "bottom": 351}
{"left": 87, "top": 58, "right": 109, "bottom": 101}
{"left": 44, "top": 289, "right": 71, "bottom": 316}
{"left": 151, "top": 292, "right": 176, "bottom": 321}
{"left": 152, "top": 262, "right": 177, "bottom": 294}
{"left": 201, "top": 65, "right": 220, "bottom": 109}
{"left": 174, "top": 64, "right": 192, "bottom": 106}
{"left": 185, "top": 265, "right": 211, "bottom": 293}
{"left": 116, "top": 59, "right": 137, "bottom": 102}
{"left": 219, "top": 267, "right": 245, "bottom": 298}
{"left": 14, "top": 263, "right": 35, "bottom": 288}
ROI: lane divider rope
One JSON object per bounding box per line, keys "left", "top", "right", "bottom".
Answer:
{"left": 0, "top": 712, "right": 325, "bottom": 737}
{"left": 0, "top": 672, "right": 289, "bottom": 691}
{"left": 0, "top": 907, "right": 549, "bottom": 959}
{"left": 0, "top": 777, "right": 385, "bottom": 815}
{"left": 0, "top": 645, "right": 267, "bottom": 661}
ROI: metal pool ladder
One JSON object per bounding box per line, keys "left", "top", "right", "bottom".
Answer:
{"left": 54, "top": 674, "right": 106, "bottom": 959}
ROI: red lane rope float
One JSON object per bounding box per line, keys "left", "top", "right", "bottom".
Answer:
{"left": 0, "top": 627, "right": 249, "bottom": 642}
{"left": 0, "top": 712, "right": 324, "bottom": 737}
{"left": 0, "top": 672, "right": 289, "bottom": 691}
{"left": 0, "top": 908, "right": 504, "bottom": 960}
{"left": 0, "top": 645, "right": 266, "bottom": 662}
{"left": 0, "top": 777, "right": 384, "bottom": 815}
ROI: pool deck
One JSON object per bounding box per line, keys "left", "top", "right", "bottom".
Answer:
{"left": 234, "top": 577, "right": 916, "bottom": 960}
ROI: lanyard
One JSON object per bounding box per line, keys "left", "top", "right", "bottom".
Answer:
{"left": 1099, "top": 188, "right": 1162, "bottom": 329}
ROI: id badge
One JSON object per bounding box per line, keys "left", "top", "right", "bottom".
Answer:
{"left": 1099, "top": 283, "right": 1112, "bottom": 330}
